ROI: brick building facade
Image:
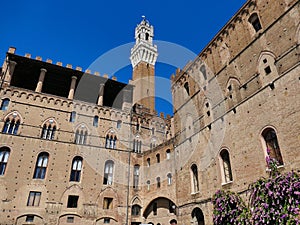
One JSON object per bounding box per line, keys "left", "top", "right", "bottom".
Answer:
{"left": 0, "top": 0, "right": 299, "bottom": 224}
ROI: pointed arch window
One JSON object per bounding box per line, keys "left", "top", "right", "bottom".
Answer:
{"left": 133, "top": 139, "right": 142, "bottom": 153}
{"left": 0, "top": 147, "right": 10, "bottom": 175}
{"left": 147, "top": 158, "right": 150, "bottom": 167}
{"left": 103, "top": 160, "right": 114, "bottom": 185}
{"left": 220, "top": 149, "right": 233, "bottom": 184}
{"left": 132, "top": 204, "right": 141, "bottom": 216}
{"left": 191, "top": 164, "right": 199, "bottom": 193}
{"left": 0, "top": 98, "right": 10, "bottom": 111}
{"left": 105, "top": 134, "right": 117, "bottom": 149}
{"left": 248, "top": 13, "right": 262, "bottom": 32}
{"left": 70, "top": 156, "right": 83, "bottom": 182}
{"left": 74, "top": 125, "right": 88, "bottom": 145}
{"left": 184, "top": 82, "right": 190, "bottom": 96}
{"left": 41, "top": 119, "right": 56, "bottom": 140}
{"left": 133, "top": 164, "right": 140, "bottom": 189}
{"left": 2, "top": 113, "right": 21, "bottom": 135}
{"left": 33, "top": 152, "right": 49, "bottom": 179}
{"left": 262, "top": 128, "right": 283, "bottom": 166}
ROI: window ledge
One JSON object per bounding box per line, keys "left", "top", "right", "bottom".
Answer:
{"left": 265, "top": 164, "right": 285, "bottom": 172}
{"left": 221, "top": 181, "right": 233, "bottom": 186}
{"left": 191, "top": 191, "right": 200, "bottom": 196}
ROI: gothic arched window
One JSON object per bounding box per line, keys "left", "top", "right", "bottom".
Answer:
{"left": 220, "top": 149, "right": 233, "bottom": 184}
{"left": 41, "top": 119, "right": 57, "bottom": 140}
{"left": 191, "top": 164, "right": 199, "bottom": 193}
{"left": 262, "top": 128, "right": 283, "bottom": 166}
{"left": 70, "top": 156, "right": 83, "bottom": 182}
{"left": 33, "top": 152, "right": 49, "bottom": 179}
{"left": 103, "top": 160, "right": 114, "bottom": 185}
{"left": 0, "top": 147, "right": 10, "bottom": 176}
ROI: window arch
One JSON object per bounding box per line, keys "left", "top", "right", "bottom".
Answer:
{"left": 132, "top": 204, "right": 141, "bottom": 216}
{"left": 103, "top": 160, "right": 114, "bottom": 185}
{"left": 93, "top": 116, "right": 99, "bottom": 127}
{"left": 0, "top": 98, "right": 10, "bottom": 111}
{"left": 146, "top": 158, "right": 150, "bottom": 167}
{"left": 262, "top": 127, "right": 283, "bottom": 166}
{"left": 248, "top": 13, "right": 262, "bottom": 32}
{"left": 74, "top": 124, "right": 88, "bottom": 145}
{"left": 105, "top": 132, "right": 117, "bottom": 149}
{"left": 0, "top": 147, "right": 10, "bottom": 175}
{"left": 69, "top": 111, "right": 76, "bottom": 122}
{"left": 167, "top": 173, "right": 172, "bottom": 185}
{"left": 192, "top": 207, "right": 205, "bottom": 225}
{"left": 145, "top": 33, "right": 149, "bottom": 41}
{"left": 191, "top": 164, "right": 199, "bottom": 193}
{"left": 117, "top": 120, "right": 122, "bottom": 129}
{"left": 156, "top": 177, "right": 161, "bottom": 188}
{"left": 156, "top": 154, "right": 160, "bottom": 163}
{"left": 146, "top": 180, "right": 150, "bottom": 190}
{"left": 41, "top": 119, "right": 57, "bottom": 140}
{"left": 70, "top": 156, "right": 83, "bottom": 182}
{"left": 2, "top": 112, "right": 21, "bottom": 135}
{"left": 33, "top": 152, "right": 49, "bottom": 179}
{"left": 133, "top": 164, "right": 140, "bottom": 189}
{"left": 166, "top": 149, "right": 171, "bottom": 160}
{"left": 184, "top": 82, "right": 190, "bottom": 96}
{"left": 219, "top": 149, "right": 233, "bottom": 184}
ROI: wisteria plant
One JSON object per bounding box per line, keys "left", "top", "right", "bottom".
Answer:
{"left": 212, "top": 153, "right": 300, "bottom": 225}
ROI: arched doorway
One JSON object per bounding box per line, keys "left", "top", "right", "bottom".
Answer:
{"left": 191, "top": 207, "right": 205, "bottom": 225}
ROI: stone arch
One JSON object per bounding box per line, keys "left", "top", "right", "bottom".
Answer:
{"left": 131, "top": 195, "right": 142, "bottom": 205}
{"left": 59, "top": 184, "right": 85, "bottom": 210}
{"left": 257, "top": 51, "right": 278, "bottom": 87}
{"left": 16, "top": 214, "right": 44, "bottom": 225}
{"left": 96, "top": 217, "right": 118, "bottom": 225}
{"left": 191, "top": 207, "right": 205, "bottom": 225}
{"left": 58, "top": 214, "right": 82, "bottom": 225}
{"left": 143, "top": 197, "right": 177, "bottom": 219}
{"left": 225, "top": 77, "right": 242, "bottom": 108}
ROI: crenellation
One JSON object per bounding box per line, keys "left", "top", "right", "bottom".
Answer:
{"left": 8, "top": 46, "right": 16, "bottom": 54}
{"left": 75, "top": 66, "right": 82, "bottom": 71}
{"left": 25, "top": 53, "right": 31, "bottom": 58}
{"left": 56, "top": 61, "right": 62, "bottom": 66}
{"left": 46, "top": 58, "right": 52, "bottom": 63}
{"left": 35, "top": 56, "right": 42, "bottom": 61}
{"left": 66, "top": 64, "right": 72, "bottom": 69}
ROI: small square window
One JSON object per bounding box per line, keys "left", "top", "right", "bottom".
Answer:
{"left": 67, "top": 195, "right": 79, "bottom": 208}
{"left": 67, "top": 216, "right": 74, "bottom": 223}
{"left": 227, "top": 85, "right": 232, "bottom": 91}
{"left": 103, "top": 197, "right": 113, "bottom": 209}
{"left": 26, "top": 215, "right": 34, "bottom": 222}
{"left": 263, "top": 59, "right": 267, "bottom": 64}
{"left": 104, "top": 218, "right": 110, "bottom": 224}
{"left": 264, "top": 66, "right": 271, "bottom": 75}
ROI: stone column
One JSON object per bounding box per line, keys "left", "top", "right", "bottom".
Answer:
{"left": 68, "top": 76, "right": 77, "bottom": 99}
{"left": 35, "top": 68, "right": 47, "bottom": 92}
{"left": 3, "top": 61, "right": 17, "bottom": 86}
{"left": 97, "top": 83, "right": 105, "bottom": 106}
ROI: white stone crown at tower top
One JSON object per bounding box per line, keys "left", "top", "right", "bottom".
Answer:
{"left": 130, "top": 17, "right": 158, "bottom": 68}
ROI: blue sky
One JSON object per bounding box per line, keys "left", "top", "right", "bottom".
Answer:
{"left": 0, "top": 0, "right": 246, "bottom": 115}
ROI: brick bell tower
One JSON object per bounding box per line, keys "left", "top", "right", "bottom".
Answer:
{"left": 130, "top": 16, "right": 158, "bottom": 113}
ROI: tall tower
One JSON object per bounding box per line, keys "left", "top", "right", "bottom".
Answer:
{"left": 130, "top": 17, "right": 158, "bottom": 113}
